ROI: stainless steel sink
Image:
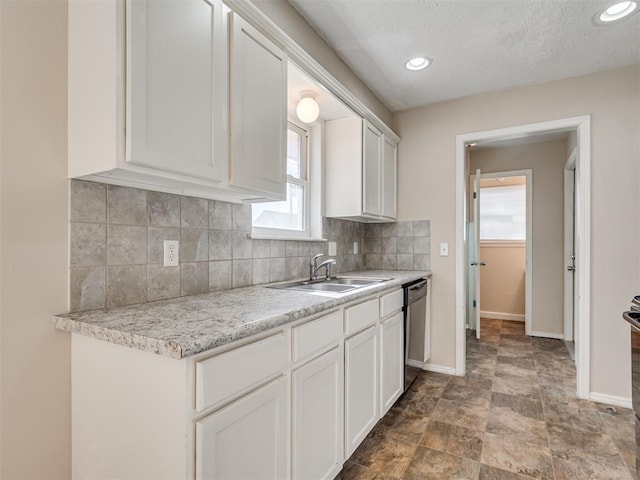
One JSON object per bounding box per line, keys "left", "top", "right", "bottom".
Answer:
{"left": 268, "top": 276, "right": 392, "bottom": 294}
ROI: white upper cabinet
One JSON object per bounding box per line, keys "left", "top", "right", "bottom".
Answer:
{"left": 68, "top": 0, "right": 286, "bottom": 202}
{"left": 127, "top": 0, "right": 227, "bottom": 182}
{"left": 325, "top": 117, "right": 398, "bottom": 222}
{"left": 382, "top": 135, "right": 398, "bottom": 219}
{"left": 362, "top": 122, "right": 383, "bottom": 216}
{"left": 228, "top": 13, "right": 287, "bottom": 200}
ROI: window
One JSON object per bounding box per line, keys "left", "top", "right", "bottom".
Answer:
{"left": 479, "top": 183, "right": 526, "bottom": 241}
{"left": 252, "top": 123, "right": 310, "bottom": 237}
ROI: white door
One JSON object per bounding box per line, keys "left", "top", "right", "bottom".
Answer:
{"left": 381, "top": 136, "right": 397, "bottom": 219}
{"left": 292, "top": 347, "right": 344, "bottom": 480}
{"left": 228, "top": 12, "right": 287, "bottom": 200}
{"left": 127, "top": 0, "right": 227, "bottom": 181}
{"left": 471, "top": 170, "right": 482, "bottom": 339}
{"left": 344, "top": 326, "right": 378, "bottom": 458}
{"left": 564, "top": 167, "right": 576, "bottom": 343}
{"left": 379, "top": 311, "right": 404, "bottom": 415}
{"left": 196, "top": 376, "right": 290, "bottom": 479}
{"left": 362, "top": 121, "right": 382, "bottom": 216}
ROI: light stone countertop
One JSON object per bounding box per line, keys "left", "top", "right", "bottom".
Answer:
{"left": 54, "top": 270, "right": 430, "bottom": 359}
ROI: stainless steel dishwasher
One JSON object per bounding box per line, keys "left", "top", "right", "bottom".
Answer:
{"left": 403, "top": 278, "right": 429, "bottom": 390}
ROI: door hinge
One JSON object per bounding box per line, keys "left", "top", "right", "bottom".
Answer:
{"left": 473, "top": 300, "right": 476, "bottom": 308}
{"left": 473, "top": 192, "right": 477, "bottom": 199}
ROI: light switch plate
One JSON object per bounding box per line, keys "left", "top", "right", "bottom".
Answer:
{"left": 353, "top": 242, "right": 359, "bottom": 254}
{"left": 328, "top": 241, "right": 337, "bottom": 256}
{"left": 440, "top": 242, "right": 449, "bottom": 257}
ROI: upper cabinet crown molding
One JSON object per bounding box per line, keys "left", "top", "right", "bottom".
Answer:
{"left": 68, "top": 0, "right": 286, "bottom": 203}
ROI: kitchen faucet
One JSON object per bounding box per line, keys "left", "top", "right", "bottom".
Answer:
{"left": 309, "top": 253, "right": 336, "bottom": 281}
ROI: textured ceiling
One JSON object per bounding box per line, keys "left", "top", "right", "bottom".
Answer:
{"left": 288, "top": 0, "right": 640, "bottom": 111}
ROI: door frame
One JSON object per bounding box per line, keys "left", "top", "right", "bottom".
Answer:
{"left": 469, "top": 169, "right": 533, "bottom": 335}
{"left": 455, "top": 115, "right": 591, "bottom": 399}
{"left": 564, "top": 148, "right": 577, "bottom": 342}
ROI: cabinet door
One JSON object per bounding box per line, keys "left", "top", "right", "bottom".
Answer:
{"left": 381, "top": 136, "right": 397, "bottom": 219}
{"left": 292, "top": 347, "right": 344, "bottom": 480}
{"left": 380, "top": 312, "right": 404, "bottom": 416}
{"left": 127, "top": 0, "right": 227, "bottom": 181}
{"left": 362, "top": 121, "right": 382, "bottom": 216}
{"left": 196, "top": 376, "right": 290, "bottom": 479}
{"left": 345, "top": 326, "right": 379, "bottom": 458}
{"left": 229, "top": 12, "right": 287, "bottom": 200}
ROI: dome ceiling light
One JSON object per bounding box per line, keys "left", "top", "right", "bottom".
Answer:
{"left": 296, "top": 91, "right": 320, "bottom": 124}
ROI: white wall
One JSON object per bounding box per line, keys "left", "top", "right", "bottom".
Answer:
{"left": 472, "top": 141, "right": 567, "bottom": 335}
{"left": 479, "top": 245, "right": 526, "bottom": 318}
{"left": 395, "top": 65, "right": 640, "bottom": 399}
{"left": 0, "top": 1, "right": 70, "bottom": 477}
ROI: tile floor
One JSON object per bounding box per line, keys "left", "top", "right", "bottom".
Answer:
{"left": 336, "top": 318, "right": 638, "bottom": 479}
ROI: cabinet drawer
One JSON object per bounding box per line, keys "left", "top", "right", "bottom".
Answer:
{"left": 380, "top": 289, "right": 403, "bottom": 318}
{"left": 293, "top": 311, "right": 342, "bottom": 362}
{"left": 195, "top": 332, "right": 288, "bottom": 411}
{"left": 344, "top": 298, "right": 378, "bottom": 336}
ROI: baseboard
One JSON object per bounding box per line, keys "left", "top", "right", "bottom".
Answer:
{"left": 408, "top": 359, "right": 457, "bottom": 376}
{"left": 589, "top": 392, "right": 632, "bottom": 409}
{"left": 529, "top": 330, "right": 564, "bottom": 340}
{"left": 480, "top": 311, "right": 525, "bottom": 322}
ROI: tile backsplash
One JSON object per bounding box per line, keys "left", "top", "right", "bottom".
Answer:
{"left": 363, "top": 220, "right": 431, "bottom": 271}
{"left": 69, "top": 180, "right": 431, "bottom": 312}
{"left": 69, "top": 180, "right": 370, "bottom": 312}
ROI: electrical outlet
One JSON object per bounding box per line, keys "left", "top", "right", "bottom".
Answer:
{"left": 353, "top": 241, "right": 359, "bottom": 254}
{"left": 164, "top": 240, "right": 179, "bottom": 266}
{"left": 328, "top": 241, "right": 337, "bottom": 256}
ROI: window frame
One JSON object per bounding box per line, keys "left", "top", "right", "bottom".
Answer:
{"left": 251, "top": 121, "right": 312, "bottom": 239}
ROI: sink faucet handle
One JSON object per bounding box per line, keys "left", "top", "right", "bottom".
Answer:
{"left": 325, "top": 259, "right": 336, "bottom": 280}
{"left": 314, "top": 258, "right": 337, "bottom": 280}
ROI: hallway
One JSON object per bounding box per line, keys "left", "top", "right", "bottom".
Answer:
{"left": 337, "top": 319, "right": 636, "bottom": 479}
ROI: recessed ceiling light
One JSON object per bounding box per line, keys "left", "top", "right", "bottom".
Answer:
{"left": 597, "top": 1, "right": 637, "bottom": 23}
{"left": 405, "top": 57, "right": 431, "bottom": 71}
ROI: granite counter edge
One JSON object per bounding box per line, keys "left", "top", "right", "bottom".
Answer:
{"left": 53, "top": 270, "right": 431, "bottom": 359}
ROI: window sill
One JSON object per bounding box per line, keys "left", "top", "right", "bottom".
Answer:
{"left": 249, "top": 234, "right": 327, "bottom": 242}
{"left": 480, "top": 240, "right": 526, "bottom": 248}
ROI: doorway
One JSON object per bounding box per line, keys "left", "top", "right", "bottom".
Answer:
{"left": 455, "top": 116, "right": 592, "bottom": 399}
{"left": 467, "top": 170, "right": 532, "bottom": 341}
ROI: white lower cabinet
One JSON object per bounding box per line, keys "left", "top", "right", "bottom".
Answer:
{"left": 70, "top": 284, "right": 421, "bottom": 479}
{"left": 379, "top": 311, "right": 404, "bottom": 416}
{"left": 292, "top": 347, "right": 344, "bottom": 480}
{"left": 196, "top": 376, "right": 290, "bottom": 480}
{"left": 344, "top": 325, "right": 379, "bottom": 458}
